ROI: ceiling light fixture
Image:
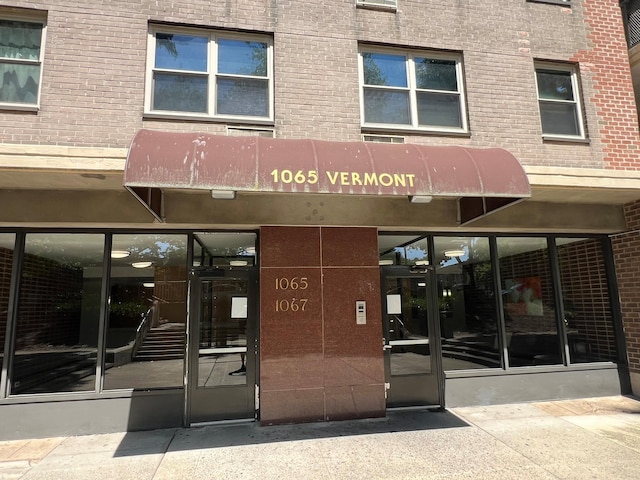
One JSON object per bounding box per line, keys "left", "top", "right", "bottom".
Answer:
{"left": 111, "top": 250, "right": 131, "bottom": 259}
{"left": 131, "top": 261, "right": 153, "bottom": 268}
{"left": 444, "top": 249, "right": 465, "bottom": 258}
{"left": 142, "top": 282, "right": 155, "bottom": 288}
{"left": 211, "top": 190, "right": 236, "bottom": 200}
{"left": 410, "top": 195, "right": 433, "bottom": 204}
{"left": 379, "top": 259, "right": 394, "bottom": 266}
{"left": 230, "top": 260, "right": 248, "bottom": 266}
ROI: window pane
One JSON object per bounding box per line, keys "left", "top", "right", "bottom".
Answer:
{"left": 415, "top": 58, "right": 457, "bottom": 91}
{"left": 0, "top": 234, "right": 16, "bottom": 375}
{"left": 557, "top": 238, "right": 617, "bottom": 363}
{"left": 435, "top": 237, "right": 501, "bottom": 370}
{"left": 12, "top": 234, "right": 104, "bottom": 395}
{"left": 362, "top": 52, "right": 407, "bottom": 87}
{"left": 536, "top": 70, "right": 574, "bottom": 101}
{"left": 539, "top": 101, "right": 580, "bottom": 136}
{"left": 363, "top": 88, "right": 410, "bottom": 124}
{"left": 218, "top": 39, "right": 267, "bottom": 76}
{"left": 104, "top": 234, "right": 187, "bottom": 390}
{"left": 378, "top": 235, "right": 429, "bottom": 267}
{"left": 155, "top": 33, "right": 207, "bottom": 72}
{"left": 417, "top": 92, "right": 462, "bottom": 128}
{"left": 216, "top": 77, "right": 268, "bottom": 117}
{"left": 497, "top": 237, "right": 561, "bottom": 367}
{"left": 0, "top": 20, "right": 41, "bottom": 60}
{"left": 0, "top": 63, "right": 40, "bottom": 104}
{"left": 152, "top": 72, "right": 207, "bottom": 113}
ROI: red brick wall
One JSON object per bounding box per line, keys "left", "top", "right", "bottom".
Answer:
{"left": 573, "top": 0, "right": 640, "bottom": 170}
{"left": 612, "top": 200, "right": 640, "bottom": 374}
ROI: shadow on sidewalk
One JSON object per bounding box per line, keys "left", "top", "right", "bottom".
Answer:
{"left": 113, "top": 408, "right": 470, "bottom": 457}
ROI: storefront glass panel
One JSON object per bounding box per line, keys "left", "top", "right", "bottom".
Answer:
{"left": 435, "top": 236, "right": 501, "bottom": 370}
{"left": 557, "top": 238, "right": 617, "bottom": 363}
{"left": 497, "top": 237, "right": 561, "bottom": 367}
{"left": 11, "top": 233, "right": 104, "bottom": 395}
{"left": 0, "top": 234, "right": 15, "bottom": 378}
{"left": 104, "top": 234, "right": 187, "bottom": 390}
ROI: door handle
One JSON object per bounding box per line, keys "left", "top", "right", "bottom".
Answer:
{"left": 383, "top": 345, "right": 392, "bottom": 350}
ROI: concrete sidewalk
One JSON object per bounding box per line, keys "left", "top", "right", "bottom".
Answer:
{"left": 2, "top": 395, "right": 640, "bottom": 480}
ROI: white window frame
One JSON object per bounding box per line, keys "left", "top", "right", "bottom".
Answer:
{"left": 144, "top": 25, "right": 274, "bottom": 124}
{"left": 534, "top": 61, "right": 585, "bottom": 140}
{"left": 0, "top": 12, "right": 46, "bottom": 111}
{"left": 358, "top": 47, "right": 467, "bottom": 134}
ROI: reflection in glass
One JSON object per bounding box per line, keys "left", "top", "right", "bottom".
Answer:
{"left": 415, "top": 58, "right": 457, "bottom": 91}
{"left": 436, "top": 237, "right": 500, "bottom": 370}
{"left": 362, "top": 52, "right": 407, "bottom": 87}
{"left": 557, "top": 238, "right": 617, "bottom": 363}
{"left": 216, "top": 77, "right": 268, "bottom": 117}
{"left": 0, "top": 63, "right": 40, "bottom": 104}
{"left": 152, "top": 72, "right": 208, "bottom": 113}
{"left": 198, "top": 278, "right": 248, "bottom": 386}
{"left": 0, "top": 234, "right": 16, "bottom": 374}
{"left": 497, "top": 237, "right": 561, "bottom": 367}
{"left": 536, "top": 70, "right": 574, "bottom": 101}
{"left": 155, "top": 33, "right": 208, "bottom": 71}
{"left": 193, "top": 232, "right": 257, "bottom": 267}
{"left": 104, "top": 234, "right": 187, "bottom": 390}
{"left": 218, "top": 39, "right": 267, "bottom": 76}
{"left": 384, "top": 277, "right": 430, "bottom": 375}
{"left": 12, "top": 234, "right": 104, "bottom": 395}
{"left": 539, "top": 102, "right": 580, "bottom": 136}
{"left": 378, "top": 235, "right": 428, "bottom": 267}
{"left": 363, "top": 88, "right": 410, "bottom": 125}
{"left": 417, "top": 92, "right": 462, "bottom": 128}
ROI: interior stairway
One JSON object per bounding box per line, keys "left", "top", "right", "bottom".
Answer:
{"left": 133, "top": 323, "right": 186, "bottom": 361}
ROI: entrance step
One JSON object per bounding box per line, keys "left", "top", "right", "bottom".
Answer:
{"left": 133, "top": 323, "right": 186, "bottom": 362}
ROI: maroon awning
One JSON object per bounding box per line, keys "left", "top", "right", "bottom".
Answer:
{"left": 124, "top": 129, "right": 530, "bottom": 224}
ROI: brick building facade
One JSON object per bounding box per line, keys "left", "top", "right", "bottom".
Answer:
{"left": 1, "top": 0, "right": 640, "bottom": 439}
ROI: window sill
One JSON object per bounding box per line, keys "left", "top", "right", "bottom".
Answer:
{"left": 0, "top": 103, "right": 39, "bottom": 113}
{"left": 362, "top": 125, "right": 471, "bottom": 138}
{"left": 356, "top": 2, "right": 397, "bottom": 12}
{"left": 527, "top": 0, "right": 571, "bottom": 6}
{"left": 542, "top": 135, "right": 590, "bottom": 145}
{"left": 143, "top": 111, "right": 275, "bottom": 126}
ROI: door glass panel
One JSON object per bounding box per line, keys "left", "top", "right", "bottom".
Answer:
{"left": 497, "top": 237, "right": 561, "bottom": 367}
{"left": 384, "top": 276, "right": 430, "bottom": 375}
{"left": 435, "top": 236, "right": 501, "bottom": 370}
{"left": 198, "top": 278, "right": 248, "bottom": 386}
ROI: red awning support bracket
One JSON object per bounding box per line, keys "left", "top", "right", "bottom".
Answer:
{"left": 127, "top": 186, "right": 164, "bottom": 222}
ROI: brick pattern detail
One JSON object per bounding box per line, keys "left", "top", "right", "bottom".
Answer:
{"left": 0, "top": 245, "right": 14, "bottom": 358}
{"left": 15, "top": 253, "right": 83, "bottom": 349}
{"left": 613, "top": 200, "right": 640, "bottom": 374}
{"left": 572, "top": 0, "right": 640, "bottom": 170}
{"left": 558, "top": 239, "right": 616, "bottom": 361}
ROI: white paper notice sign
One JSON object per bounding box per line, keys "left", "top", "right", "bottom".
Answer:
{"left": 387, "top": 294, "right": 402, "bottom": 315}
{"left": 231, "top": 297, "right": 248, "bottom": 318}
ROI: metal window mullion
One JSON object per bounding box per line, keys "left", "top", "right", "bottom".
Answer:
{"left": 0, "top": 233, "right": 24, "bottom": 398}
{"left": 603, "top": 236, "right": 628, "bottom": 367}
{"left": 209, "top": 35, "right": 216, "bottom": 117}
{"left": 407, "top": 57, "right": 419, "bottom": 128}
{"left": 95, "top": 234, "right": 112, "bottom": 393}
{"left": 490, "top": 236, "right": 510, "bottom": 370}
{"left": 548, "top": 237, "right": 570, "bottom": 366}
{"left": 153, "top": 67, "right": 209, "bottom": 76}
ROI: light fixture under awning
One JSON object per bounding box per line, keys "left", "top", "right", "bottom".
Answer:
{"left": 123, "top": 129, "right": 531, "bottom": 224}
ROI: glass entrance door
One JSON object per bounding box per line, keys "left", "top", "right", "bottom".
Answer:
{"left": 381, "top": 266, "right": 442, "bottom": 407}
{"left": 187, "top": 268, "right": 257, "bottom": 424}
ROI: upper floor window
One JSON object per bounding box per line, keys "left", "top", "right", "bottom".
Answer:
{"left": 0, "top": 16, "right": 45, "bottom": 109}
{"left": 145, "top": 26, "right": 273, "bottom": 122}
{"left": 359, "top": 48, "right": 467, "bottom": 133}
{"left": 534, "top": 62, "right": 585, "bottom": 139}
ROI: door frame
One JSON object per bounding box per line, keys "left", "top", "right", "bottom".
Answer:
{"left": 380, "top": 264, "right": 445, "bottom": 409}
{"left": 184, "top": 266, "right": 259, "bottom": 426}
